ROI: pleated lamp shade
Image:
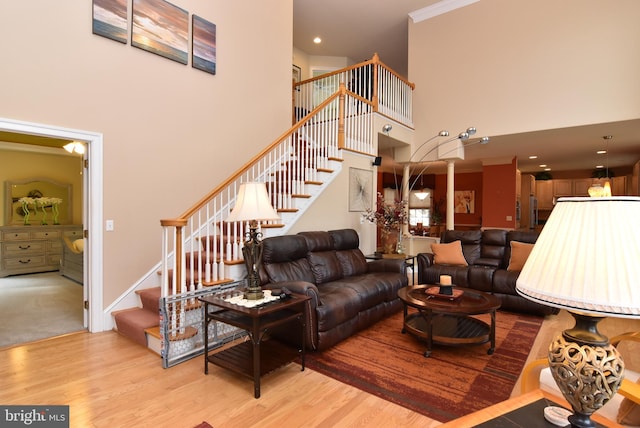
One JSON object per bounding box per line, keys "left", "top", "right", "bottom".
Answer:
{"left": 516, "top": 197, "right": 640, "bottom": 318}
{"left": 226, "top": 182, "right": 279, "bottom": 223}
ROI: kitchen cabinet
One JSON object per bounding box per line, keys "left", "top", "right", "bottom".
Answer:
{"left": 553, "top": 179, "right": 573, "bottom": 197}
{"left": 536, "top": 180, "right": 554, "bottom": 210}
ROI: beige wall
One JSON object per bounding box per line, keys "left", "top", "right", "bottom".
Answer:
{"left": 288, "top": 152, "right": 378, "bottom": 254}
{"left": 408, "top": 0, "right": 640, "bottom": 145}
{"left": 0, "top": 150, "right": 83, "bottom": 225}
{"left": 0, "top": 1, "right": 293, "bottom": 306}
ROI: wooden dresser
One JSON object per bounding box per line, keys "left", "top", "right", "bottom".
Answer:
{"left": 0, "top": 225, "right": 83, "bottom": 277}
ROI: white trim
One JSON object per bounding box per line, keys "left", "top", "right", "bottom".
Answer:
{"left": 0, "top": 117, "right": 104, "bottom": 333}
{"left": 409, "top": 0, "right": 480, "bottom": 23}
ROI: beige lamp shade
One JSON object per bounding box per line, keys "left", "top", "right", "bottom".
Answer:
{"left": 226, "top": 182, "right": 279, "bottom": 223}
{"left": 516, "top": 197, "right": 640, "bottom": 318}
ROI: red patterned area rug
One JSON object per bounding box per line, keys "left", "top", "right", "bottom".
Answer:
{"left": 304, "top": 310, "right": 543, "bottom": 423}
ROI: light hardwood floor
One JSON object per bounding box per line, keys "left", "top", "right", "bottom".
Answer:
{"left": 0, "top": 331, "right": 439, "bottom": 428}
{"left": 2, "top": 311, "right": 639, "bottom": 428}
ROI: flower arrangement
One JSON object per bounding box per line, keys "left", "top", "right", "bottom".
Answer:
{"left": 362, "top": 192, "right": 407, "bottom": 232}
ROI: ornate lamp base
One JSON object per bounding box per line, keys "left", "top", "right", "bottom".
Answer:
{"left": 548, "top": 313, "right": 624, "bottom": 428}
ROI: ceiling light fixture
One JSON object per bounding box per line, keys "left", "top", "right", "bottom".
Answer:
{"left": 313, "top": 36, "right": 321, "bottom": 44}
{"left": 529, "top": 155, "right": 538, "bottom": 159}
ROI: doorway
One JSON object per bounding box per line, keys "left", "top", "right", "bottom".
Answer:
{"left": 0, "top": 117, "right": 104, "bottom": 336}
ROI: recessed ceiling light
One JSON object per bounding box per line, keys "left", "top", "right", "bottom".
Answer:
{"left": 597, "top": 150, "right": 607, "bottom": 154}
{"left": 544, "top": 168, "right": 551, "bottom": 171}
{"left": 529, "top": 155, "right": 538, "bottom": 159}
{"left": 313, "top": 37, "right": 322, "bottom": 44}
{"left": 596, "top": 165, "right": 604, "bottom": 169}
{"left": 539, "top": 164, "right": 547, "bottom": 168}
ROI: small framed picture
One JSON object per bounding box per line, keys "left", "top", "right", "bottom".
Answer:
{"left": 292, "top": 65, "right": 301, "bottom": 83}
{"left": 349, "top": 168, "right": 372, "bottom": 212}
{"left": 192, "top": 15, "right": 216, "bottom": 75}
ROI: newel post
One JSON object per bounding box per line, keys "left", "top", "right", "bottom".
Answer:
{"left": 371, "top": 53, "right": 379, "bottom": 112}
{"left": 160, "top": 218, "right": 188, "bottom": 296}
{"left": 338, "top": 82, "right": 346, "bottom": 150}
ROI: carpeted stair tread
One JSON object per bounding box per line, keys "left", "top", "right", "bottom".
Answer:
{"left": 114, "top": 308, "right": 159, "bottom": 347}
{"left": 136, "top": 287, "right": 161, "bottom": 314}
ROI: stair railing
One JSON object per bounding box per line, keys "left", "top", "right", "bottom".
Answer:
{"left": 159, "top": 84, "right": 375, "bottom": 300}
{"left": 293, "top": 53, "right": 415, "bottom": 130}
{"left": 159, "top": 57, "right": 414, "bottom": 303}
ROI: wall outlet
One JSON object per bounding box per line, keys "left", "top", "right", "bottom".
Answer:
{"left": 106, "top": 219, "right": 114, "bottom": 231}
{"left": 506, "top": 215, "right": 513, "bottom": 221}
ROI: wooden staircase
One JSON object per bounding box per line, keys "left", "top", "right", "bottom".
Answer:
{"left": 113, "top": 287, "right": 161, "bottom": 347}
{"left": 111, "top": 55, "right": 415, "bottom": 358}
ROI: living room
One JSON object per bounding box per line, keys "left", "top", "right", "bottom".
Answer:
{"left": 1, "top": 0, "right": 640, "bottom": 426}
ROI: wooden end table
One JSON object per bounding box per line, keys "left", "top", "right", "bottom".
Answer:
{"left": 398, "top": 284, "right": 501, "bottom": 357}
{"left": 199, "top": 292, "right": 310, "bottom": 398}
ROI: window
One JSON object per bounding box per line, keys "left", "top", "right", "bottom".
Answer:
{"left": 409, "top": 208, "right": 430, "bottom": 226}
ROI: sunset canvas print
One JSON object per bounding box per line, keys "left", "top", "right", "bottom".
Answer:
{"left": 92, "top": 0, "right": 128, "bottom": 43}
{"left": 192, "top": 15, "right": 216, "bottom": 75}
{"left": 132, "top": 0, "right": 188, "bottom": 65}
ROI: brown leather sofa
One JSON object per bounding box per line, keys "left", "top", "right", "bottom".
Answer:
{"left": 417, "top": 229, "right": 558, "bottom": 317}
{"left": 259, "top": 228, "right": 408, "bottom": 351}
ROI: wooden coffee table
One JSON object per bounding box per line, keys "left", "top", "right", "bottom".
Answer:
{"left": 398, "top": 284, "right": 501, "bottom": 357}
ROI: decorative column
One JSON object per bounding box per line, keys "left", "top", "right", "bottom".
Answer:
{"left": 402, "top": 164, "right": 410, "bottom": 236}
{"left": 446, "top": 160, "right": 455, "bottom": 230}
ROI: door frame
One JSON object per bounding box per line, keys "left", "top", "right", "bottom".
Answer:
{"left": 0, "top": 117, "right": 104, "bottom": 332}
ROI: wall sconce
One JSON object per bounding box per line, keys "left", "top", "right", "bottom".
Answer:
{"left": 63, "top": 142, "right": 85, "bottom": 154}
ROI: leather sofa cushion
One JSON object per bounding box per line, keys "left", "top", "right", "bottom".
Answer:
{"left": 262, "top": 235, "right": 317, "bottom": 284}
{"left": 299, "top": 231, "right": 344, "bottom": 283}
{"left": 307, "top": 251, "right": 343, "bottom": 284}
{"left": 420, "top": 264, "right": 469, "bottom": 287}
{"left": 329, "top": 229, "right": 369, "bottom": 276}
{"left": 442, "top": 230, "right": 482, "bottom": 265}
{"left": 468, "top": 266, "right": 494, "bottom": 293}
{"left": 335, "top": 249, "right": 368, "bottom": 276}
{"left": 480, "top": 229, "right": 507, "bottom": 268}
{"left": 315, "top": 284, "right": 362, "bottom": 331}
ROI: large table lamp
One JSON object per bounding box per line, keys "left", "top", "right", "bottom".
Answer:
{"left": 226, "top": 182, "right": 279, "bottom": 300}
{"left": 516, "top": 196, "right": 640, "bottom": 428}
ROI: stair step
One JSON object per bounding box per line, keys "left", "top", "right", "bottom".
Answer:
{"left": 136, "top": 287, "right": 161, "bottom": 313}
{"left": 114, "top": 308, "right": 159, "bottom": 347}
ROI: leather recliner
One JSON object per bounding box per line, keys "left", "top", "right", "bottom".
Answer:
{"left": 417, "top": 229, "right": 558, "bottom": 317}
{"left": 260, "top": 228, "right": 408, "bottom": 351}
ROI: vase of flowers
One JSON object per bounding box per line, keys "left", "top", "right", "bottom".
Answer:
{"left": 362, "top": 192, "right": 407, "bottom": 254}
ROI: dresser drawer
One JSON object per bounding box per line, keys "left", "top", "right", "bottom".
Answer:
{"left": 1, "top": 231, "right": 30, "bottom": 241}
{"left": 64, "top": 229, "right": 83, "bottom": 238}
{"left": 3, "top": 255, "right": 47, "bottom": 270}
{"left": 32, "top": 230, "right": 61, "bottom": 240}
{"left": 2, "top": 241, "right": 46, "bottom": 256}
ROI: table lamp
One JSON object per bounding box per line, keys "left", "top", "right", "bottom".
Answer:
{"left": 226, "top": 182, "right": 280, "bottom": 300}
{"left": 516, "top": 196, "right": 640, "bottom": 428}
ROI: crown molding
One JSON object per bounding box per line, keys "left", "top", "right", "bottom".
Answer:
{"left": 409, "top": 0, "right": 480, "bottom": 23}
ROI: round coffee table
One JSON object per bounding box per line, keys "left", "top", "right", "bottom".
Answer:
{"left": 397, "top": 284, "right": 501, "bottom": 357}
